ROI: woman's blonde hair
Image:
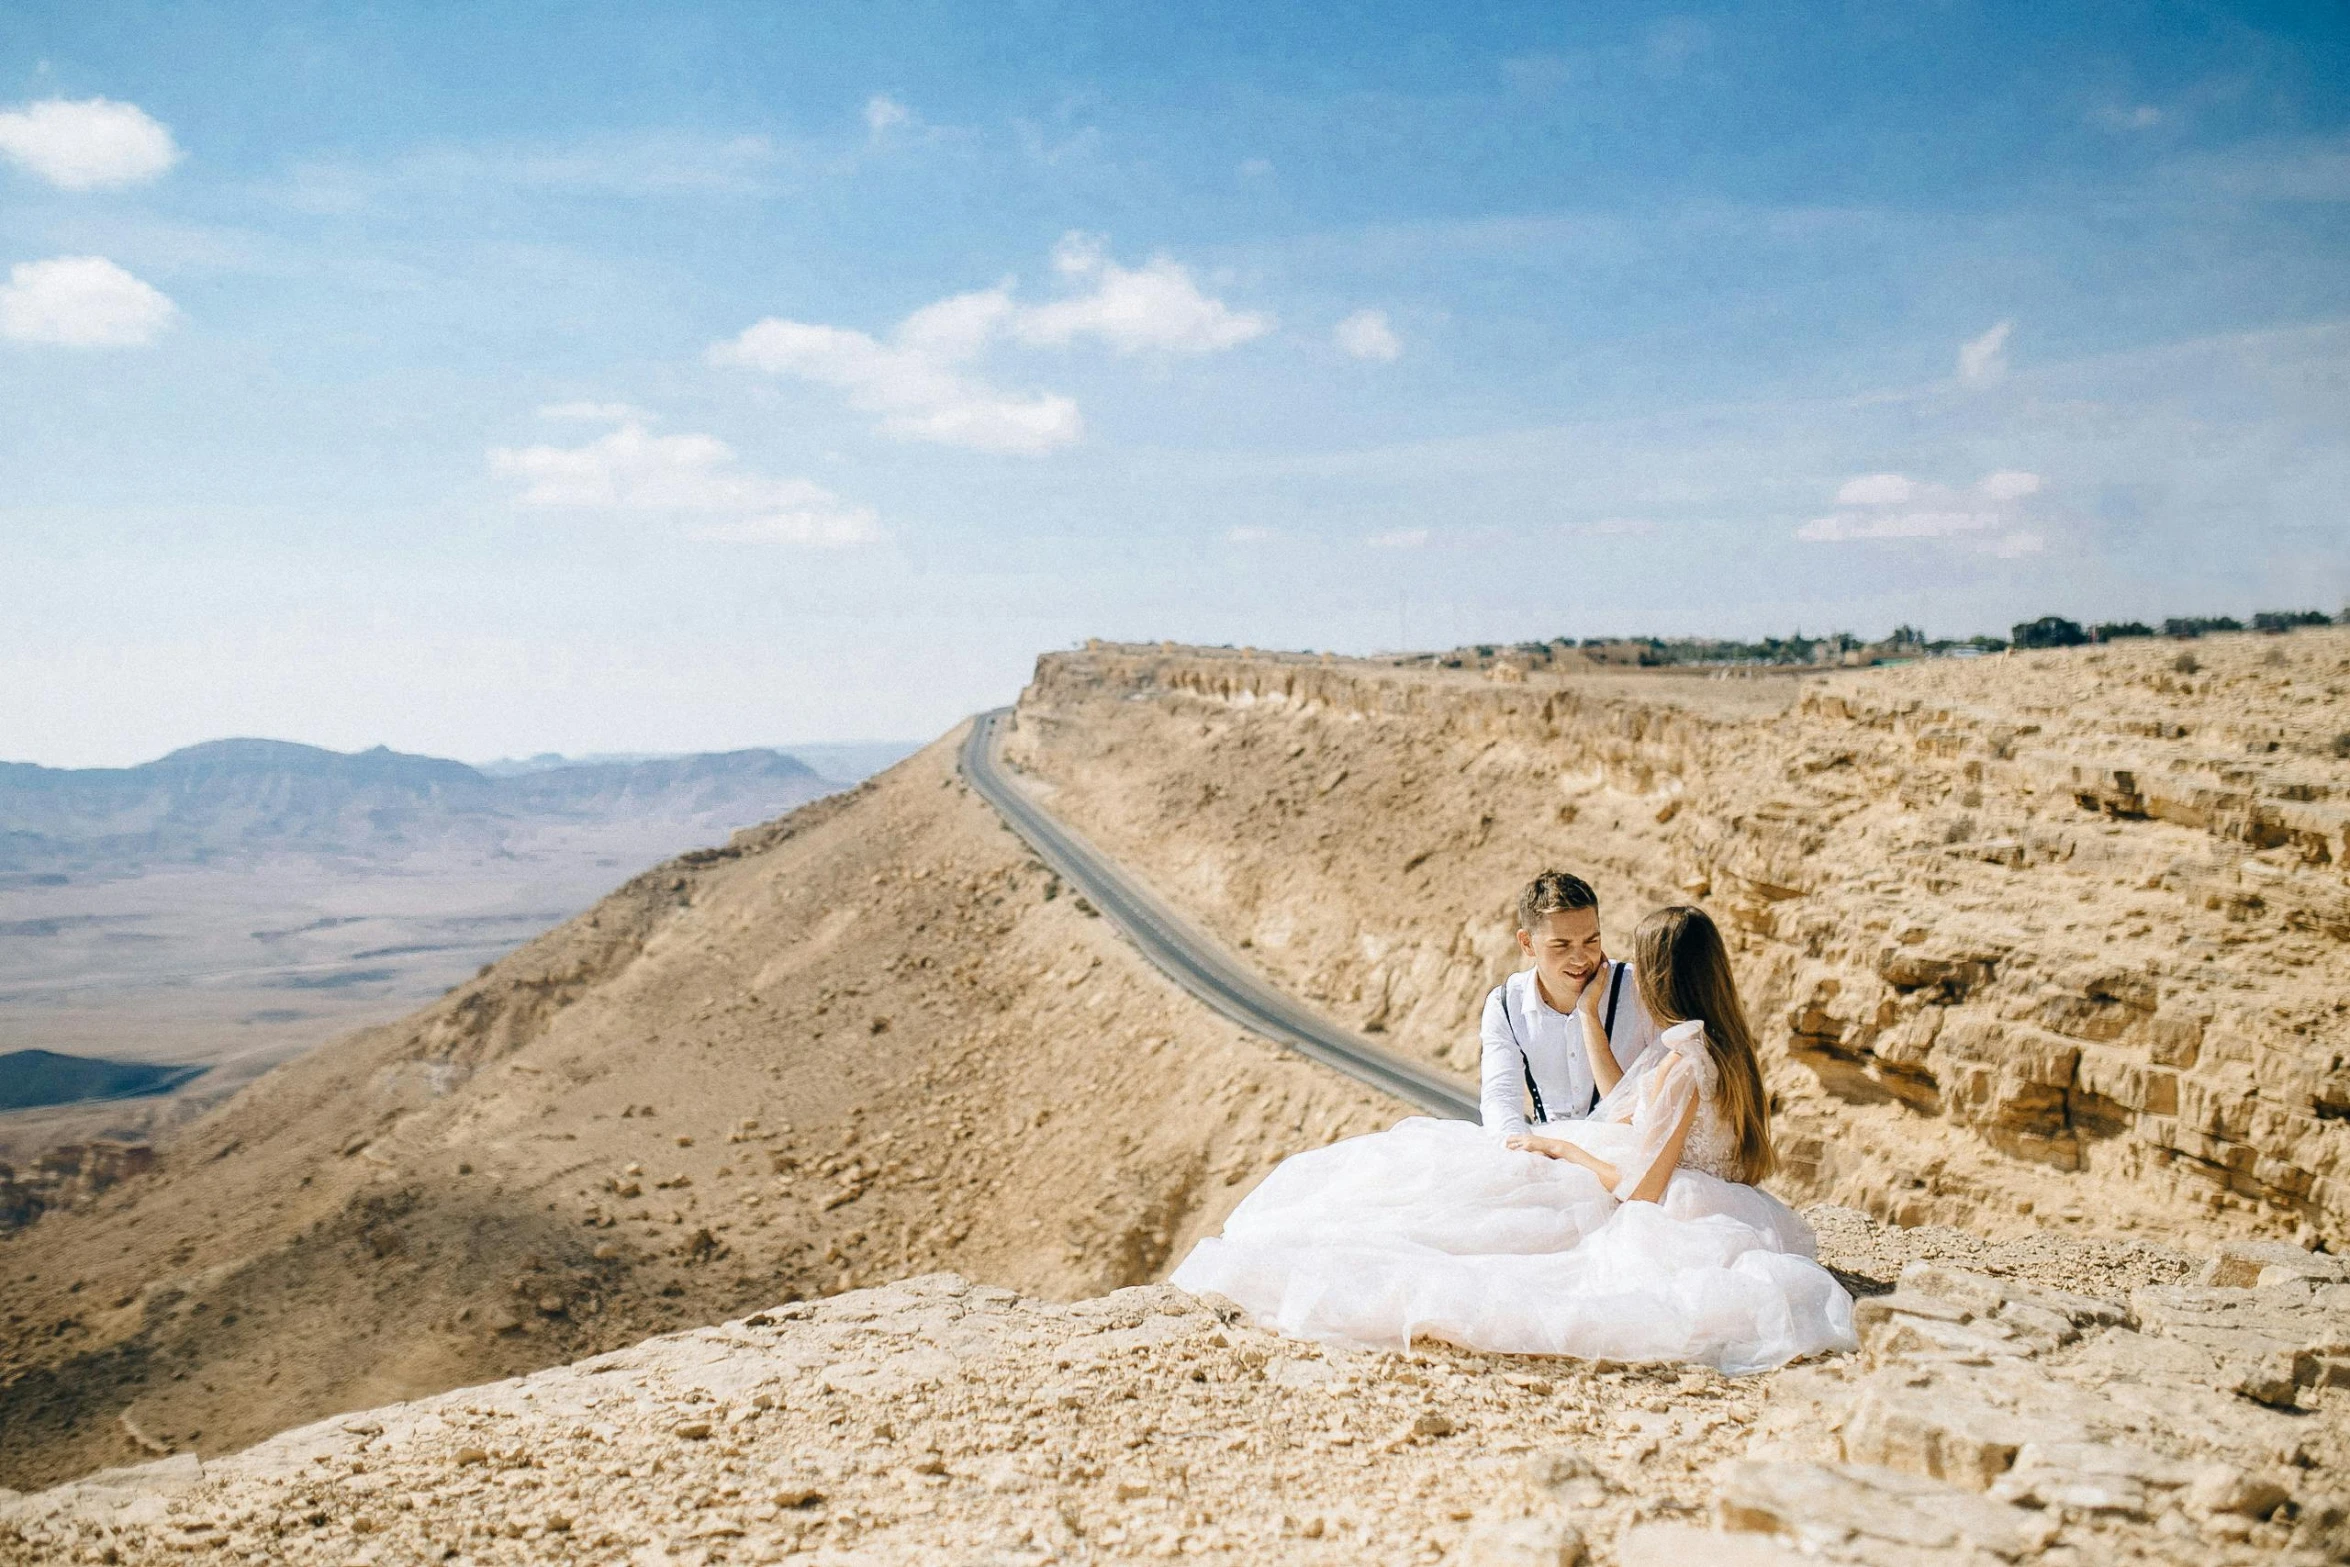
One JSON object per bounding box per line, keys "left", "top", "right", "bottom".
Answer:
{"left": 1632, "top": 905, "right": 1774, "bottom": 1184}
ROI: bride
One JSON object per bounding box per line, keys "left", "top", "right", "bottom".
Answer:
{"left": 1171, "top": 906, "right": 1855, "bottom": 1374}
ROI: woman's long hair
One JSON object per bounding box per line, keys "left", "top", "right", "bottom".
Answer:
{"left": 1632, "top": 905, "right": 1774, "bottom": 1185}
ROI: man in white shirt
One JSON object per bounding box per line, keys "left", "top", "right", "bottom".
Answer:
{"left": 1479, "top": 870, "right": 1663, "bottom": 1138}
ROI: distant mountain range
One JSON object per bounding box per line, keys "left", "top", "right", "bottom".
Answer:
{"left": 0, "top": 739, "right": 894, "bottom": 873}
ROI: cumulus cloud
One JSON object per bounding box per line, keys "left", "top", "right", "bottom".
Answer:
{"left": 1797, "top": 468, "right": 2046, "bottom": 556}
{"left": 0, "top": 255, "right": 176, "bottom": 347}
{"left": 710, "top": 234, "right": 1269, "bottom": 454}
{"left": 489, "top": 419, "right": 881, "bottom": 547}
{"left": 538, "top": 400, "right": 652, "bottom": 424}
{"left": 1367, "top": 528, "right": 1430, "bottom": 549}
{"left": 0, "top": 97, "right": 180, "bottom": 189}
{"left": 1958, "top": 320, "right": 2013, "bottom": 384}
{"left": 1012, "top": 233, "right": 1273, "bottom": 354}
{"left": 713, "top": 303, "right": 1081, "bottom": 456}
{"left": 864, "top": 95, "right": 910, "bottom": 136}
{"left": 1834, "top": 472, "right": 1918, "bottom": 505}
{"left": 1333, "top": 309, "right": 1401, "bottom": 362}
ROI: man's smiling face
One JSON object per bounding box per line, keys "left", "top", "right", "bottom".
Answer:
{"left": 1518, "top": 906, "right": 1605, "bottom": 1006}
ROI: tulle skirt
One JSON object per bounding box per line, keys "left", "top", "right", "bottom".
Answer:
{"left": 1171, "top": 1116, "right": 1855, "bottom": 1374}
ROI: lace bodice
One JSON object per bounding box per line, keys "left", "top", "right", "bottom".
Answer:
{"left": 1613, "top": 1021, "right": 1742, "bottom": 1195}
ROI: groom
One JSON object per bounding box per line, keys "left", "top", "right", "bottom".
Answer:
{"left": 1479, "top": 870, "right": 1662, "bottom": 1138}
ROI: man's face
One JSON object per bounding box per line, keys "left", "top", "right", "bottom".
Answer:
{"left": 1518, "top": 906, "right": 1605, "bottom": 997}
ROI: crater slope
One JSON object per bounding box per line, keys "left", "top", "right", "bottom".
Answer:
{"left": 0, "top": 733, "right": 1396, "bottom": 1490}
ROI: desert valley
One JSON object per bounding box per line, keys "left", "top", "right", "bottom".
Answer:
{"left": 4, "top": 630, "right": 2349, "bottom": 1565}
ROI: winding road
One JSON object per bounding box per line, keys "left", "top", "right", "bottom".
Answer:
{"left": 960, "top": 708, "right": 1477, "bottom": 1120}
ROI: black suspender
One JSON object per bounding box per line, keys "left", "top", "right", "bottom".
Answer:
{"left": 1497, "top": 984, "right": 1548, "bottom": 1123}
{"left": 1594, "top": 962, "right": 1625, "bottom": 1113}
{"left": 1498, "top": 962, "right": 1626, "bottom": 1123}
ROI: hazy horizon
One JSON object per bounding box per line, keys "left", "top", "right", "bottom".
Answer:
{"left": 0, "top": 733, "right": 926, "bottom": 775}
{"left": 6, "top": 2, "right": 2345, "bottom": 767}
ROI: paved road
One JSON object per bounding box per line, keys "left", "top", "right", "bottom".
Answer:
{"left": 960, "top": 708, "right": 1477, "bottom": 1120}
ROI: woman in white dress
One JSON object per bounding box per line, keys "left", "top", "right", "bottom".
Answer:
{"left": 1171, "top": 906, "right": 1855, "bottom": 1374}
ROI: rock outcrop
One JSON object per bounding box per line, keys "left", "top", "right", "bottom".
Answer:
{"left": 1008, "top": 631, "right": 2350, "bottom": 1248}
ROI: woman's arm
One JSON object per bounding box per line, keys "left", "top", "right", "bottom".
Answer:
{"left": 1579, "top": 965, "right": 1625, "bottom": 1099}
{"left": 1622, "top": 1089, "right": 1700, "bottom": 1204}
{"left": 1608, "top": 1055, "right": 1702, "bottom": 1203}
{"left": 1504, "top": 1133, "right": 1621, "bottom": 1189}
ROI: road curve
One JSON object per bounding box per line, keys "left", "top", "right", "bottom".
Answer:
{"left": 960, "top": 708, "right": 1477, "bottom": 1120}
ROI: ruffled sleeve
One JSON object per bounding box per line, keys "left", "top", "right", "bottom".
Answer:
{"left": 1610, "top": 1021, "right": 1711, "bottom": 1201}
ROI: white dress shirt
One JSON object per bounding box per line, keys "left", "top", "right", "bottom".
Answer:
{"left": 1478, "top": 962, "right": 1663, "bottom": 1138}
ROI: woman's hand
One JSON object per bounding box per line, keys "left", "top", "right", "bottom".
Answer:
{"left": 1506, "top": 1134, "right": 1621, "bottom": 1189}
{"left": 1506, "top": 1133, "right": 1574, "bottom": 1159}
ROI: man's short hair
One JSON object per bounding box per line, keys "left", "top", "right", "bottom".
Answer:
{"left": 1517, "top": 870, "right": 1598, "bottom": 932}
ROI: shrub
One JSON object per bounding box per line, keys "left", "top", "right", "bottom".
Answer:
{"left": 2163, "top": 616, "right": 2243, "bottom": 639}
{"left": 2092, "top": 621, "right": 2154, "bottom": 640}
{"left": 2012, "top": 616, "right": 2088, "bottom": 650}
{"left": 2252, "top": 610, "right": 2331, "bottom": 633}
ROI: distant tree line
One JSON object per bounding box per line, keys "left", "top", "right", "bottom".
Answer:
{"left": 1434, "top": 605, "right": 2348, "bottom": 670}
{"left": 2011, "top": 608, "right": 2342, "bottom": 649}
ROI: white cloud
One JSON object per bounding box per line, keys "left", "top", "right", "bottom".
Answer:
{"left": 1798, "top": 467, "right": 2046, "bottom": 550}
{"left": 1794, "top": 509, "right": 1998, "bottom": 542}
{"left": 1333, "top": 309, "right": 1401, "bottom": 362}
{"left": 712, "top": 306, "right": 1081, "bottom": 456}
{"left": 0, "top": 97, "right": 179, "bottom": 189}
{"left": 2093, "top": 104, "right": 2164, "bottom": 131}
{"left": 1237, "top": 157, "right": 1274, "bottom": 180}
{"left": 1226, "top": 525, "right": 1276, "bottom": 543}
{"left": 1012, "top": 233, "right": 1273, "bottom": 354}
{"left": 1835, "top": 472, "right": 1917, "bottom": 505}
{"left": 1583, "top": 517, "right": 1655, "bottom": 536}
{"left": 0, "top": 255, "right": 176, "bottom": 347}
{"left": 1958, "top": 320, "right": 2012, "bottom": 384}
{"left": 864, "top": 95, "right": 910, "bottom": 136}
{"left": 710, "top": 235, "right": 1269, "bottom": 453}
{"left": 538, "top": 400, "right": 651, "bottom": 424}
{"left": 489, "top": 419, "right": 881, "bottom": 547}
{"left": 1368, "top": 528, "right": 1430, "bottom": 549}
{"left": 687, "top": 511, "right": 882, "bottom": 548}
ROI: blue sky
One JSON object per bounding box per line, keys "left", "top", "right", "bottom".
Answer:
{"left": 3, "top": 2, "right": 2346, "bottom": 765}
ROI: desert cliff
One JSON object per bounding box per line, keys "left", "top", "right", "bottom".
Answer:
{"left": 1008, "top": 631, "right": 2350, "bottom": 1247}
{"left": 5, "top": 635, "right": 2349, "bottom": 1564}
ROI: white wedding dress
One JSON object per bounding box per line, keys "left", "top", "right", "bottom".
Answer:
{"left": 1171, "top": 1022, "right": 1855, "bottom": 1374}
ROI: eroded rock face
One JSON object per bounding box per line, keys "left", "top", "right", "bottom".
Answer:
{"left": 4, "top": 1214, "right": 2343, "bottom": 1565}
{"left": 1008, "top": 633, "right": 2350, "bottom": 1246}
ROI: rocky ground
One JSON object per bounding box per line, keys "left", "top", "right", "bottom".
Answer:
{"left": 5, "top": 1217, "right": 2344, "bottom": 1566}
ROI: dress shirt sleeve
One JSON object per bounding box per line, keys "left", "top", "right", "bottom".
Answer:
{"left": 1478, "top": 980, "right": 1530, "bottom": 1138}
